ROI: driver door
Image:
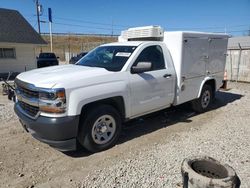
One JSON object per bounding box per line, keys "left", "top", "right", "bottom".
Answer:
{"left": 129, "top": 45, "right": 175, "bottom": 117}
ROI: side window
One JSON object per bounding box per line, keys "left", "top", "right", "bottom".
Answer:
{"left": 134, "top": 45, "right": 165, "bottom": 71}
{"left": 0, "top": 48, "right": 16, "bottom": 59}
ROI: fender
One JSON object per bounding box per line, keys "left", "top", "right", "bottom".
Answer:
{"left": 197, "top": 76, "right": 216, "bottom": 98}
{"left": 67, "top": 80, "right": 130, "bottom": 117}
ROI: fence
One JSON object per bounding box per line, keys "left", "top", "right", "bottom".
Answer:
{"left": 225, "top": 49, "right": 250, "bottom": 82}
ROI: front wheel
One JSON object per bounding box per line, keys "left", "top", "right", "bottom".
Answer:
{"left": 192, "top": 85, "right": 212, "bottom": 113}
{"left": 77, "top": 105, "right": 122, "bottom": 152}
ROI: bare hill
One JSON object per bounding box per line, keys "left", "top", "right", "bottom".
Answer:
{"left": 37, "top": 34, "right": 117, "bottom": 61}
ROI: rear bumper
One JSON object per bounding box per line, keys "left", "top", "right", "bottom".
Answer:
{"left": 14, "top": 103, "right": 80, "bottom": 151}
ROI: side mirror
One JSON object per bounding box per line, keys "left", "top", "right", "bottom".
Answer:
{"left": 36, "top": 56, "right": 38, "bottom": 59}
{"left": 57, "top": 57, "right": 60, "bottom": 59}
{"left": 131, "top": 62, "right": 152, "bottom": 74}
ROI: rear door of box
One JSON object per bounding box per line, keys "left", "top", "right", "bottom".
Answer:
{"left": 207, "top": 38, "right": 228, "bottom": 75}
{"left": 179, "top": 37, "right": 208, "bottom": 103}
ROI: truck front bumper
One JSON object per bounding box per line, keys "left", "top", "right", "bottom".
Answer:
{"left": 14, "top": 103, "right": 80, "bottom": 151}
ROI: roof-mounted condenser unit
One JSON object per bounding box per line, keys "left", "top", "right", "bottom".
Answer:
{"left": 119, "top": 26, "right": 164, "bottom": 42}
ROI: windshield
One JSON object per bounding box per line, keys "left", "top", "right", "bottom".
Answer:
{"left": 39, "top": 53, "right": 56, "bottom": 59}
{"left": 76, "top": 46, "right": 137, "bottom": 71}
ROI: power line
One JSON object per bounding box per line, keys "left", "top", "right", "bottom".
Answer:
{"left": 51, "top": 16, "right": 249, "bottom": 31}
{"left": 53, "top": 22, "right": 122, "bottom": 31}
{"left": 41, "top": 32, "right": 118, "bottom": 37}
{"left": 25, "top": 11, "right": 249, "bottom": 35}
{"left": 225, "top": 29, "right": 250, "bottom": 33}
{"left": 32, "top": 22, "right": 37, "bottom": 28}
{"left": 38, "top": 15, "right": 132, "bottom": 29}
{"left": 33, "top": 14, "right": 249, "bottom": 32}
{"left": 46, "top": 23, "right": 250, "bottom": 36}
{"left": 54, "top": 16, "right": 130, "bottom": 28}
{"left": 167, "top": 24, "right": 250, "bottom": 30}
{"left": 48, "top": 19, "right": 250, "bottom": 35}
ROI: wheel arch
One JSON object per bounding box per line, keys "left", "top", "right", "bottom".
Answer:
{"left": 197, "top": 78, "right": 216, "bottom": 98}
{"left": 80, "top": 96, "right": 126, "bottom": 122}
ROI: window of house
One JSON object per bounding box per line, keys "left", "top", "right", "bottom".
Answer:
{"left": 133, "top": 45, "right": 165, "bottom": 71}
{"left": 0, "top": 48, "right": 16, "bottom": 59}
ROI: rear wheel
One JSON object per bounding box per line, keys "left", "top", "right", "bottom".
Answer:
{"left": 77, "top": 105, "right": 122, "bottom": 152}
{"left": 192, "top": 85, "right": 212, "bottom": 113}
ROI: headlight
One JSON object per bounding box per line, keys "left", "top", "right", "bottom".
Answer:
{"left": 38, "top": 88, "right": 66, "bottom": 113}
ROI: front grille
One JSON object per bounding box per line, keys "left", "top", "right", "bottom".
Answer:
{"left": 19, "top": 101, "right": 39, "bottom": 117}
{"left": 15, "top": 79, "right": 40, "bottom": 118}
{"left": 17, "top": 85, "right": 39, "bottom": 98}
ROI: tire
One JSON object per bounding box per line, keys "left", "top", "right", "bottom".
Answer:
{"left": 181, "top": 156, "right": 241, "bottom": 188}
{"left": 192, "top": 84, "right": 212, "bottom": 113}
{"left": 77, "top": 105, "right": 122, "bottom": 152}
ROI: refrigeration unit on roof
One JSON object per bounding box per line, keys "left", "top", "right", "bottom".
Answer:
{"left": 120, "top": 26, "right": 164, "bottom": 41}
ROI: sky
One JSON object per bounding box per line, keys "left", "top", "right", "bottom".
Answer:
{"left": 1, "top": 0, "right": 250, "bottom": 36}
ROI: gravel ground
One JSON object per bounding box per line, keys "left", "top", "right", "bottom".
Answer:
{"left": 81, "top": 82, "right": 250, "bottom": 188}
{"left": 0, "top": 82, "right": 249, "bottom": 188}
{"left": 0, "top": 102, "right": 17, "bottom": 123}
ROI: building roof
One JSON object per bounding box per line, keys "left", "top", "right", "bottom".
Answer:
{"left": 0, "top": 8, "right": 46, "bottom": 45}
{"left": 228, "top": 36, "right": 250, "bottom": 50}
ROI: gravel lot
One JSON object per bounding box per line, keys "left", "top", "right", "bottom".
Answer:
{"left": 0, "top": 82, "right": 249, "bottom": 188}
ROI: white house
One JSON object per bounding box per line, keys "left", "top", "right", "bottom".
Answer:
{"left": 0, "top": 8, "right": 46, "bottom": 77}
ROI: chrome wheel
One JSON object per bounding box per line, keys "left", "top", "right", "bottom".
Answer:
{"left": 201, "top": 90, "right": 211, "bottom": 109}
{"left": 91, "top": 115, "right": 116, "bottom": 145}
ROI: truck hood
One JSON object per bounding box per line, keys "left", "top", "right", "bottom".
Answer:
{"left": 16, "top": 65, "right": 113, "bottom": 88}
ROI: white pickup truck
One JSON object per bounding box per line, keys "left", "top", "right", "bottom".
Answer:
{"left": 14, "top": 26, "right": 229, "bottom": 152}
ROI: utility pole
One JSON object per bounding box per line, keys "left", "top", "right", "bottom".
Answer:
{"left": 111, "top": 17, "right": 114, "bottom": 36}
{"left": 35, "top": 0, "right": 41, "bottom": 34}
{"left": 68, "top": 33, "right": 71, "bottom": 62}
{"left": 35, "top": 0, "right": 43, "bottom": 52}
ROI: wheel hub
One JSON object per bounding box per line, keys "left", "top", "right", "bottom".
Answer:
{"left": 91, "top": 115, "right": 116, "bottom": 145}
{"left": 201, "top": 90, "right": 211, "bottom": 108}
{"left": 97, "top": 123, "right": 108, "bottom": 134}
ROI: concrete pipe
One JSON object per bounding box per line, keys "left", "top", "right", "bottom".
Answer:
{"left": 181, "top": 156, "right": 241, "bottom": 188}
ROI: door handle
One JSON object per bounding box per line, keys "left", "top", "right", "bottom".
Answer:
{"left": 163, "top": 74, "right": 172, "bottom": 78}
{"left": 203, "top": 55, "right": 209, "bottom": 59}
